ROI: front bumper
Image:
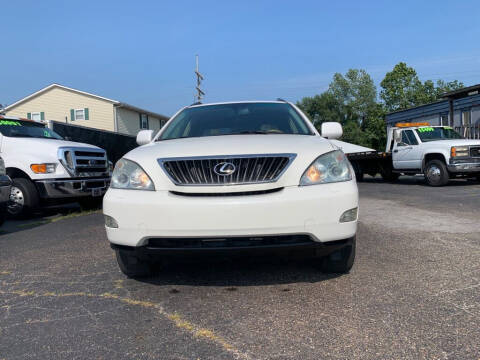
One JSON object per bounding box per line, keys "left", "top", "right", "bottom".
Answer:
{"left": 35, "top": 177, "right": 110, "bottom": 199}
{"left": 111, "top": 235, "right": 355, "bottom": 259}
{"left": 103, "top": 180, "right": 358, "bottom": 248}
{"left": 447, "top": 159, "right": 480, "bottom": 173}
{"left": 0, "top": 175, "right": 12, "bottom": 204}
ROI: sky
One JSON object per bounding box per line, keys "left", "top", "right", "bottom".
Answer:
{"left": 1, "top": 0, "right": 480, "bottom": 116}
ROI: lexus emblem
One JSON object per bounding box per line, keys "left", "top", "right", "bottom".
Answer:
{"left": 213, "top": 162, "right": 236, "bottom": 176}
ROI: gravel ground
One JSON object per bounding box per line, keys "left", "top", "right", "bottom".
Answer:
{"left": 0, "top": 176, "right": 479, "bottom": 359}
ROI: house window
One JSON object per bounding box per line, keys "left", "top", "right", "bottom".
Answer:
{"left": 461, "top": 110, "right": 471, "bottom": 126}
{"left": 31, "top": 112, "right": 41, "bottom": 121}
{"left": 440, "top": 114, "right": 449, "bottom": 126}
{"left": 140, "top": 114, "right": 149, "bottom": 129}
{"left": 75, "top": 109, "right": 85, "bottom": 121}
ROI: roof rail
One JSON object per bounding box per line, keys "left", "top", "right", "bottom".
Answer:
{"left": 276, "top": 98, "right": 288, "bottom": 103}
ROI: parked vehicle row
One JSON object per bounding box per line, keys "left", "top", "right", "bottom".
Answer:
{"left": 347, "top": 122, "right": 480, "bottom": 186}
{"left": 0, "top": 115, "right": 110, "bottom": 218}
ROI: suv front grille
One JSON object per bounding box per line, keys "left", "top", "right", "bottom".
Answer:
{"left": 470, "top": 146, "right": 480, "bottom": 157}
{"left": 159, "top": 154, "right": 296, "bottom": 186}
{"left": 59, "top": 147, "right": 108, "bottom": 177}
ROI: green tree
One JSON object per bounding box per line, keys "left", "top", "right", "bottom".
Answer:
{"left": 380, "top": 62, "right": 465, "bottom": 112}
{"left": 434, "top": 79, "right": 464, "bottom": 97}
{"left": 296, "top": 92, "right": 343, "bottom": 127}
{"left": 328, "top": 69, "right": 377, "bottom": 122}
{"left": 380, "top": 62, "right": 423, "bottom": 112}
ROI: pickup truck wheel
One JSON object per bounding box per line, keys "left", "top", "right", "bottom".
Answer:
{"left": 321, "top": 237, "right": 356, "bottom": 274}
{"left": 424, "top": 160, "right": 449, "bottom": 186}
{"left": 8, "top": 178, "right": 40, "bottom": 218}
{"left": 115, "top": 249, "right": 153, "bottom": 278}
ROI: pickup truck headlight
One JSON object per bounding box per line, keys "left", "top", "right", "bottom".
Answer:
{"left": 30, "top": 163, "right": 57, "bottom": 174}
{"left": 300, "top": 150, "right": 352, "bottom": 185}
{"left": 451, "top": 146, "right": 469, "bottom": 157}
{"left": 111, "top": 158, "right": 155, "bottom": 190}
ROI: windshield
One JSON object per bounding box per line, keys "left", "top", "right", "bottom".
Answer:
{"left": 0, "top": 119, "right": 63, "bottom": 140}
{"left": 158, "top": 102, "right": 313, "bottom": 141}
{"left": 415, "top": 127, "right": 463, "bottom": 142}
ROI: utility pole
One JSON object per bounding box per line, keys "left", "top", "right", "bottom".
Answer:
{"left": 195, "top": 55, "right": 205, "bottom": 103}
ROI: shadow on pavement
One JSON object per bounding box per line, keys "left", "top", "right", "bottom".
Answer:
{"left": 361, "top": 175, "right": 479, "bottom": 187}
{"left": 0, "top": 202, "right": 102, "bottom": 235}
{"left": 137, "top": 256, "right": 342, "bottom": 287}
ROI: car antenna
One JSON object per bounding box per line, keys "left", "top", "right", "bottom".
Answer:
{"left": 195, "top": 54, "right": 205, "bottom": 103}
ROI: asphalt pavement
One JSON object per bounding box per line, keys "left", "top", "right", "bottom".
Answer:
{"left": 1, "top": 176, "right": 479, "bottom": 359}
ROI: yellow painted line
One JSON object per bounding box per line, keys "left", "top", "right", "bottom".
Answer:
{"left": 0, "top": 271, "right": 11, "bottom": 275}
{"left": 0, "top": 288, "right": 249, "bottom": 359}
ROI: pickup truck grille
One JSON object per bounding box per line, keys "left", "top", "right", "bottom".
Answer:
{"left": 470, "top": 146, "right": 480, "bottom": 157}
{"left": 59, "top": 147, "right": 108, "bottom": 177}
{"left": 159, "top": 154, "right": 296, "bottom": 186}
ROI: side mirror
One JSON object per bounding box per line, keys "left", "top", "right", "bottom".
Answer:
{"left": 321, "top": 122, "right": 343, "bottom": 139}
{"left": 393, "top": 129, "right": 402, "bottom": 143}
{"left": 136, "top": 130, "right": 154, "bottom": 146}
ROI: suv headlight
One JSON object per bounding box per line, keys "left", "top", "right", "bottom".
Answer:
{"left": 451, "top": 146, "right": 469, "bottom": 157}
{"left": 300, "top": 150, "right": 352, "bottom": 185}
{"left": 111, "top": 158, "right": 155, "bottom": 190}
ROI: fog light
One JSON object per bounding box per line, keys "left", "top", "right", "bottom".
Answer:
{"left": 104, "top": 215, "right": 118, "bottom": 228}
{"left": 340, "top": 207, "right": 358, "bottom": 223}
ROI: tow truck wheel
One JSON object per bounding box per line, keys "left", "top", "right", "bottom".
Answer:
{"left": 321, "top": 237, "right": 356, "bottom": 274}
{"left": 351, "top": 162, "right": 364, "bottom": 182}
{"left": 8, "top": 178, "right": 40, "bottom": 218}
{"left": 115, "top": 249, "right": 154, "bottom": 278}
{"left": 380, "top": 170, "right": 400, "bottom": 182}
{"left": 424, "top": 160, "right": 449, "bottom": 186}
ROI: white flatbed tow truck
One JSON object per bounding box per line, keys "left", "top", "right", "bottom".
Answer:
{"left": 345, "top": 122, "right": 480, "bottom": 186}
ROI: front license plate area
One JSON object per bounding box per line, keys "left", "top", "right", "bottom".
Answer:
{"left": 91, "top": 188, "right": 102, "bottom": 197}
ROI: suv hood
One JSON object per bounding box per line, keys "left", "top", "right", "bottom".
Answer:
{"left": 125, "top": 134, "right": 336, "bottom": 191}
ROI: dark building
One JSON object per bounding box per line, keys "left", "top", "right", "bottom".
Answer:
{"left": 385, "top": 84, "right": 480, "bottom": 139}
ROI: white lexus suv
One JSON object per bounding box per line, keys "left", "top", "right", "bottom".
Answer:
{"left": 103, "top": 101, "right": 358, "bottom": 277}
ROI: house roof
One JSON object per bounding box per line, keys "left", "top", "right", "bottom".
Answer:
{"left": 4, "top": 83, "right": 168, "bottom": 120}
{"left": 441, "top": 83, "right": 480, "bottom": 99}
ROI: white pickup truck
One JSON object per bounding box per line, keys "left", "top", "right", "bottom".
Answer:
{"left": 347, "top": 123, "right": 480, "bottom": 186}
{"left": 0, "top": 115, "right": 111, "bottom": 217}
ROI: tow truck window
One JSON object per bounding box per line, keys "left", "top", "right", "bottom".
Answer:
{"left": 415, "top": 127, "right": 463, "bottom": 142}
{"left": 0, "top": 119, "right": 63, "bottom": 140}
{"left": 399, "top": 130, "right": 418, "bottom": 146}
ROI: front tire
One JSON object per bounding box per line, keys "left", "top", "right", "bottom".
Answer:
{"left": 8, "top": 178, "right": 40, "bottom": 218}
{"left": 115, "top": 248, "right": 154, "bottom": 278}
{"left": 424, "top": 160, "right": 449, "bottom": 186}
{"left": 321, "top": 237, "right": 356, "bottom": 274}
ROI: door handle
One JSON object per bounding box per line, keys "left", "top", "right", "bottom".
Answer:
{"left": 393, "top": 150, "right": 398, "bottom": 153}
{"left": 405, "top": 146, "right": 413, "bottom": 150}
